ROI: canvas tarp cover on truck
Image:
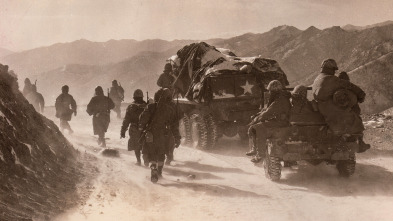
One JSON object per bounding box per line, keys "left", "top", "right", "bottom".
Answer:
{"left": 172, "top": 42, "right": 289, "bottom": 102}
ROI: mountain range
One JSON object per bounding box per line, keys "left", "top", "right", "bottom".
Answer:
{"left": 1, "top": 21, "right": 393, "bottom": 113}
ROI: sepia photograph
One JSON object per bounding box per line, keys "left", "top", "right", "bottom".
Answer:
{"left": 1, "top": 0, "right": 393, "bottom": 220}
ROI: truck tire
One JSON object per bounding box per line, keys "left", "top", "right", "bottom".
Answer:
{"left": 336, "top": 154, "right": 356, "bottom": 177}
{"left": 264, "top": 141, "right": 282, "bottom": 181}
{"left": 179, "top": 115, "right": 192, "bottom": 146}
{"left": 205, "top": 114, "right": 219, "bottom": 149}
{"left": 190, "top": 113, "right": 210, "bottom": 150}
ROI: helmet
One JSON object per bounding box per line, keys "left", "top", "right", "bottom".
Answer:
{"left": 133, "top": 89, "right": 143, "bottom": 98}
{"left": 154, "top": 88, "right": 167, "bottom": 102}
{"left": 337, "top": 71, "right": 350, "bottom": 81}
{"left": 95, "top": 86, "right": 104, "bottom": 95}
{"left": 164, "top": 63, "right": 172, "bottom": 72}
{"left": 62, "top": 85, "right": 69, "bottom": 93}
{"left": 112, "top": 80, "right": 118, "bottom": 86}
{"left": 266, "top": 80, "right": 283, "bottom": 91}
{"left": 291, "top": 85, "right": 307, "bottom": 98}
{"left": 321, "top": 59, "right": 338, "bottom": 70}
{"left": 25, "top": 78, "right": 31, "bottom": 84}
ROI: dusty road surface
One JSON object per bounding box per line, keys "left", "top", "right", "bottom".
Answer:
{"left": 42, "top": 106, "right": 393, "bottom": 221}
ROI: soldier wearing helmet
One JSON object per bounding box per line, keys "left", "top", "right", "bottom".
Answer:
{"left": 312, "top": 59, "right": 370, "bottom": 153}
{"left": 55, "top": 85, "right": 77, "bottom": 134}
{"left": 138, "top": 88, "right": 181, "bottom": 182}
{"left": 87, "top": 86, "right": 115, "bottom": 147}
{"left": 157, "top": 63, "right": 175, "bottom": 89}
{"left": 246, "top": 80, "right": 291, "bottom": 163}
{"left": 121, "top": 89, "right": 148, "bottom": 166}
{"left": 109, "top": 80, "right": 125, "bottom": 119}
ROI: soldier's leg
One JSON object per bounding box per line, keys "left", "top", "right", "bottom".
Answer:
{"left": 60, "top": 119, "right": 66, "bottom": 132}
{"left": 64, "top": 121, "right": 73, "bottom": 134}
{"left": 251, "top": 125, "right": 270, "bottom": 163}
{"left": 98, "top": 132, "right": 106, "bottom": 147}
{"left": 246, "top": 126, "right": 257, "bottom": 156}
{"left": 157, "top": 154, "right": 165, "bottom": 176}
{"left": 135, "top": 149, "right": 141, "bottom": 165}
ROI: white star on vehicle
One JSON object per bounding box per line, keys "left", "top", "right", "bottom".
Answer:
{"left": 241, "top": 81, "right": 253, "bottom": 95}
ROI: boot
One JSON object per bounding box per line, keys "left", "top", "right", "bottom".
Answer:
{"left": 157, "top": 166, "right": 163, "bottom": 177}
{"left": 246, "top": 148, "right": 257, "bottom": 156}
{"left": 100, "top": 139, "right": 106, "bottom": 148}
{"left": 150, "top": 165, "right": 159, "bottom": 183}
{"left": 251, "top": 154, "right": 262, "bottom": 163}
{"left": 358, "top": 139, "right": 371, "bottom": 153}
{"left": 135, "top": 160, "right": 141, "bottom": 166}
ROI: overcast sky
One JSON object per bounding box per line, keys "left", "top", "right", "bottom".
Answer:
{"left": 1, "top": 0, "right": 393, "bottom": 51}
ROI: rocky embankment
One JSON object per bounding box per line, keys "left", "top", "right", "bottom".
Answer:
{"left": 0, "top": 64, "right": 84, "bottom": 220}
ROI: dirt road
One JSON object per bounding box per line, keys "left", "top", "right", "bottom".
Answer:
{"left": 45, "top": 107, "right": 393, "bottom": 221}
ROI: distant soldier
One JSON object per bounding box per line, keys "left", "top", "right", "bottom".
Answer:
{"left": 312, "top": 59, "right": 370, "bottom": 153}
{"left": 87, "top": 86, "right": 115, "bottom": 147}
{"left": 26, "top": 84, "right": 45, "bottom": 113}
{"left": 246, "top": 80, "right": 291, "bottom": 163}
{"left": 139, "top": 88, "right": 180, "bottom": 182}
{"left": 109, "top": 80, "right": 124, "bottom": 119}
{"left": 157, "top": 63, "right": 175, "bottom": 89}
{"left": 55, "top": 85, "right": 77, "bottom": 134}
{"left": 22, "top": 78, "right": 34, "bottom": 96}
{"left": 121, "top": 89, "right": 148, "bottom": 166}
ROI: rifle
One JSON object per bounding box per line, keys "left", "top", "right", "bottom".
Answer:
{"left": 146, "top": 91, "right": 149, "bottom": 103}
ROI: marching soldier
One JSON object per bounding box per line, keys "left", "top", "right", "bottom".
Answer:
{"left": 109, "top": 80, "right": 124, "bottom": 119}
{"left": 87, "top": 86, "right": 115, "bottom": 147}
{"left": 121, "top": 89, "right": 148, "bottom": 166}
{"left": 139, "top": 88, "right": 180, "bottom": 183}
{"left": 55, "top": 85, "right": 77, "bottom": 134}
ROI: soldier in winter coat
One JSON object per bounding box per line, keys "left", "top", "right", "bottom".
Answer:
{"left": 312, "top": 59, "right": 369, "bottom": 153}
{"left": 121, "top": 89, "right": 147, "bottom": 166}
{"left": 246, "top": 80, "right": 291, "bottom": 163}
{"left": 26, "top": 84, "right": 45, "bottom": 113}
{"left": 55, "top": 85, "right": 77, "bottom": 134}
{"left": 86, "top": 86, "right": 115, "bottom": 147}
{"left": 157, "top": 63, "right": 175, "bottom": 89}
{"left": 138, "top": 88, "right": 181, "bottom": 182}
{"left": 23, "top": 78, "right": 34, "bottom": 97}
{"left": 109, "top": 80, "right": 124, "bottom": 119}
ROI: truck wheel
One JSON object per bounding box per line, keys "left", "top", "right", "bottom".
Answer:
{"left": 190, "top": 114, "right": 209, "bottom": 150}
{"left": 205, "top": 114, "right": 218, "bottom": 149}
{"left": 336, "top": 154, "right": 356, "bottom": 177}
{"left": 264, "top": 141, "right": 282, "bottom": 181}
{"left": 179, "top": 115, "right": 192, "bottom": 146}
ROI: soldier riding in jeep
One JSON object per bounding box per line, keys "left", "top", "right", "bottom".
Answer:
{"left": 252, "top": 59, "right": 370, "bottom": 181}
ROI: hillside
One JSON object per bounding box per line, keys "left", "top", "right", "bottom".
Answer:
{"left": 0, "top": 47, "right": 13, "bottom": 58}
{"left": 0, "top": 63, "right": 86, "bottom": 220}
{"left": 5, "top": 21, "right": 393, "bottom": 112}
{"left": 350, "top": 52, "right": 393, "bottom": 114}
{"left": 29, "top": 51, "right": 168, "bottom": 105}
{"left": 342, "top": 20, "right": 393, "bottom": 31}
{"left": 0, "top": 39, "right": 195, "bottom": 77}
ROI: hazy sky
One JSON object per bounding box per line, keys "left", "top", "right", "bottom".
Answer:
{"left": 1, "top": 0, "right": 393, "bottom": 51}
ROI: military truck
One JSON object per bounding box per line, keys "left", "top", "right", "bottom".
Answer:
{"left": 169, "top": 42, "right": 289, "bottom": 150}
{"left": 254, "top": 89, "right": 361, "bottom": 181}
